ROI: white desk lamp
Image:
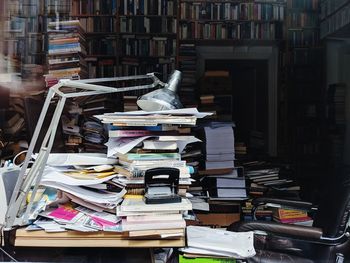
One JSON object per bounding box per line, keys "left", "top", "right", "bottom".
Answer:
{"left": 4, "top": 70, "right": 182, "bottom": 230}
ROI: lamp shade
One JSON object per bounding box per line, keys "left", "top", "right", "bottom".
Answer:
{"left": 137, "top": 70, "right": 183, "bottom": 111}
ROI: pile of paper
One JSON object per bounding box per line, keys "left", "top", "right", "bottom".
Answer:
{"left": 95, "top": 108, "right": 210, "bottom": 235}
{"left": 180, "top": 226, "right": 255, "bottom": 259}
{"left": 31, "top": 153, "right": 125, "bottom": 232}
{"left": 203, "top": 123, "right": 235, "bottom": 172}
{"left": 28, "top": 204, "right": 122, "bottom": 232}
{"left": 118, "top": 196, "right": 192, "bottom": 239}
{"left": 95, "top": 108, "right": 211, "bottom": 196}
{"left": 41, "top": 166, "right": 126, "bottom": 211}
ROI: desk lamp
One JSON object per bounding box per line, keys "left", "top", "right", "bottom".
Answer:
{"left": 4, "top": 70, "right": 183, "bottom": 229}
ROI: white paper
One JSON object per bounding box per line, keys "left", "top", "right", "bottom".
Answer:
{"left": 186, "top": 226, "right": 255, "bottom": 258}
{"left": 41, "top": 169, "right": 117, "bottom": 186}
{"left": 106, "top": 135, "right": 201, "bottom": 157}
{"left": 33, "top": 153, "right": 118, "bottom": 166}
{"left": 105, "top": 136, "right": 152, "bottom": 156}
{"left": 179, "top": 247, "right": 235, "bottom": 258}
{"left": 99, "top": 108, "right": 213, "bottom": 119}
{"left": 158, "top": 136, "right": 201, "bottom": 153}
{"left": 41, "top": 181, "right": 127, "bottom": 206}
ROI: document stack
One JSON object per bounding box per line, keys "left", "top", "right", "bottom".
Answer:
{"left": 32, "top": 153, "right": 126, "bottom": 232}
{"left": 95, "top": 108, "right": 210, "bottom": 196}
{"left": 94, "top": 108, "right": 211, "bottom": 237}
{"left": 187, "top": 123, "right": 246, "bottom": 227}
{"left": 118, "top": 196, "right": 192, "bottom": 239}
{"left": 202, "top": 123, "right": 235, "bottom": 173}
{"left": 179, "top": 226, "right": 255, "bottom": 261}
{"left": 45, "top": 20, "right": 87, "bottom": 88}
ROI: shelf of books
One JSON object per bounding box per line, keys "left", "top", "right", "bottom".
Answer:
{"left": 320, "top": 0, "right": 350, "bottom": 39}
{"left": 119, "top": 0, "right": 177, "bottom": 82}
{"left": 70, "top": 0, "right": 118, "bottom": 78}
{"left": 287, "top": 0, "right": 319, "bottom": 47}
{"left": 45, "top": 20, "right": 87, "bottom": 87}
{"left": 179, "top": 0, "right": 286, "bottom": 41}
{"left": 286, "top": 0, "right": 326, "bottom": 178}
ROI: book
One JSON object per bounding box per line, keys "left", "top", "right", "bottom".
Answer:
{"left": 128, "top": 228, "right": 185, "bottom": 238}
{"left": 142, "top": 140, "right": 178, "bottom": 150}
{"left": 201, "top": 177, "right": 246, "bottom": 189}
{"left": 120, "top": 197, "right": 192, "bottom": 212}
{"left": 122, "top": 219, "right": 186, "bottom": 231}
{"left": 126, "top": 213, "right": 183, "bottom": 222}
{"left": 207, "top": 188, "right": 247, "bottom": 199}
{"left": 273, "top": 208, "right": 308, "bottom": 220}
{"left": 273, "top": 216, "right": 313, "bottom": 224}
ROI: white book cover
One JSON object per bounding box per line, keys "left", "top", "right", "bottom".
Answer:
{"left": 120, "top": 197, "right": 192, "bottom": 212}
{"left": 122, "top": 219, "right": 185, "bottom": 231}
{"left": 126, "top": 213, "right": 183, "bottom": 222}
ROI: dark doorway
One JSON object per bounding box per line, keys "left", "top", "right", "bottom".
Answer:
{"left": 205, "top": 59, "right": 269, "bottom": 153}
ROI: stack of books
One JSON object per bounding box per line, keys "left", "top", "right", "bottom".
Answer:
{"left": 201, "top": 124, "right": 235, "bottom": 173}
{"left": 272, "top": 208, "right": 313, "bottom": 226}
{"left": 45, "top": 20, "right": 87, "bottom": 88}
{"left": 244, "top": 162, "right": 296, "bottom": 196}
{"left": 118, "top": 196, "right": 191, "bottom": 239}
{"left": 95, "top": 108, "right": 211, "bottom": 237}
{"left": 95, "top": 108, "right": 210, "bottom": 196}
{"left": 187, "top": 123, "right": 246, "bottom": 227}
{"left": 79, "top": 95, "right": 121, "bottom": 153}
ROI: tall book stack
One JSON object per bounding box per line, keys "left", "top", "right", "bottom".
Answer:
{"left": 188, "top": 123, "right": 246, "bottom": 227}
{"left": 96, "top": 108, "right": 208, "bottom": 197}
{"left": 45, "top": 20, "right": 87, "bottom": 152}
{"left": 95, "top": 108, "right": 210, "bottom": 238}
{"left": 45, "top": 20, "right": 87, "bottom": 88}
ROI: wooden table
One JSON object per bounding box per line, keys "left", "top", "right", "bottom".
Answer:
{"left": 14, "top": 228, "right": 185, "bottom": 248}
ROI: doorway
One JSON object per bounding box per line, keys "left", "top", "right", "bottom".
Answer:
{"left": 205, "top": 59, "right": 269, "bottom": 154}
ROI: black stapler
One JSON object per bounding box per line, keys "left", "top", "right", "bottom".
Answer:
{"left": 144, "top": 167, "right": 182, "bottom": 204}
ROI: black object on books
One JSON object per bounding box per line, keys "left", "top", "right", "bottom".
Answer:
{"left": 144, "top": 167, "right": 181, "bottom": 204}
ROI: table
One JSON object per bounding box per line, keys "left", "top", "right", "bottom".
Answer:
{"left": 14, "top": 228, "right": 185, "bottom": 248}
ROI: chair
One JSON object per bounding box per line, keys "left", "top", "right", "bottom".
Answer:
{"left": 228, "top": 166, "right": 350, "bottom": 263}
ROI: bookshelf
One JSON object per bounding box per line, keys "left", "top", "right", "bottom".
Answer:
{"left": 285, "top": 0, "right": 326, "bottom": 180}
{"left": 178, "top": 0, "right": 286, "bottom": 41}
{"left": 118, "top": 0, "right": 177, "bottom": 81}
{"left": 320, "top": 0, "right": 350, "bottom": 39}
{"left": 3, "top": 0, "right": 45, "bottom": 77}
{"left": 70, "top": 0, "right": 118, "bottom": 78}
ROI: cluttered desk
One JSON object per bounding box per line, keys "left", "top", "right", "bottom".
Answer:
{"left": 0, "top": 71, "right": 255, "bottom": 262}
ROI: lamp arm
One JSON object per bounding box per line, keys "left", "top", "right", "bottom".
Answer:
{"left": 54, "top": 73, "right": 165, "bottom": 98}
{"left": 4, "top": 73, "right": 165, "bottom": 229}
{"left": 4, "top": 86, "right": 61, "bottom": 229}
